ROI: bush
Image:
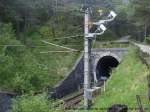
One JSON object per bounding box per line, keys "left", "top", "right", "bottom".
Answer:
{"left": 0, "top": 23, "right": 50, "bottom": 93}
{"left": 146, "top": 35, "right": 150, "bottom": 44}
{"left": 39, "top": 26, "right": 51, "bottom": 38}
{"left": 12, "top": 94, "right": 50, "bottom": 112}
{"left": 12, "top": 94, "right": 66, "bottom": 112}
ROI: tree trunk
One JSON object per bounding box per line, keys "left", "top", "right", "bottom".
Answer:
{"left": 51, "top": 25, "right": 56, "bottom": 38}
{"left": 16, "top": 20, "right": 20, "bottom": 40}
{"left": 144, "top": 24, "right": 147, "bottom": 42}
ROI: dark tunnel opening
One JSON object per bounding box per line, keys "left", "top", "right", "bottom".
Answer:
{"left": 96, "top": 56, "right": 119, "bottom": 80}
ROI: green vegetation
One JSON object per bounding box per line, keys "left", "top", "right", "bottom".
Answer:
{"left": 112, "top": 0, "right": 150, "bottom": 41}
{"left": 0, "top": 22, "right": 80, "bottom": 94}
{"left": 12, "top": 94, "right": 50, "bottom": 112}
{"left": 0, "top": 0, "right": 150, "bottom": 112}
{"left": 146, "top": 35, "right": 150, "bottom": 44}
{"left": 93, "top": 41, "right": 129, "bottom": 48}
{"left": 12, "top": 93, "right": 70, "bottom": 112}
{"left": 92, "top": 48, "right": 150, "bottom": 112}
{"left": 12, "top": 94, "right": 66, "bottom": 112}
{"left": 0, "top": 1, "right": 83, "bottom": 111}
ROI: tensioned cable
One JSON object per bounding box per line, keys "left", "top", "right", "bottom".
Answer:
{"left": 0, "top": 45, "right": 51, "bottom": 48}
{"left": 0, "top": 44, "right": 84, "bottom": 53}
{"left": 91, "top": 28, "right": 99, "bottom": 49}
{"left": 53, "top": 35, "right": 84, "bottom": 40}
{"left": 64, "top": 45, "right": 83, "bottom": 46}
{"left": 0, "top": 45, "right": 25, "bottom": 47}
{"left": 0, "top": 45, "right": 83, "bottom": 47}
{"left": 40, "top": 50, "right": 83, "bottom": 54}
{"left": 41, "top": 40, "right": 79, "bottom": 51}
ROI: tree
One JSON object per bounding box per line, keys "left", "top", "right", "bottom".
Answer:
{"left": 129, "top": 0, "right": 150, "bottom": 40}
{"left": 0, "top": 0, "right": 53, "bottom": 38}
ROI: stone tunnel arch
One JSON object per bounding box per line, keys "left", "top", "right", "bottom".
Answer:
{"left": 94, "top": 52, "right": 120, "bottom": 81}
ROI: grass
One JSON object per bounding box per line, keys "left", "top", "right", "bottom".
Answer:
{"left": 91, "top": 47, "right": 150, "bottom": 112}
{"left": 93, "top": 41, "right": 129, "bottom": 48}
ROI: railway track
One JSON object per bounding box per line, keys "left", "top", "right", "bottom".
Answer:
{"left": 64, "top": 91, "right": 84, "bottom": 110}
{"left": 63, "top": 81, "right": 104, "bottom": 109}
{"left": 50, "top": 91, "right": 84, "bottom": 110}
{"left": 51, "top": 81, "right": 104, "bottom": 110}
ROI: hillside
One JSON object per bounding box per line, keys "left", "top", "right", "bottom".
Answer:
{"left": 92, "top": 48, "right": 150, "bottom": 112}
{"left": 0, "top": 23, "right": 81, "bottom": 94}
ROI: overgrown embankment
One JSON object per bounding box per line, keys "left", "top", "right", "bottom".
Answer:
{"left": 0, "top": 8, "right": 83, "bottom": 111}
{"left": 0, "top": 22, "right": 81, "bottom": 112}
{"left": 0, "top": 23, "right": 80, "bottom": 94}
{"left": 92, "top": 47, "right": 150, "bottom": 112}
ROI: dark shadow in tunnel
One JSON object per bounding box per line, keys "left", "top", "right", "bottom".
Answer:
{"left": 96, "top": 56, "right": 119, "bottom": 80}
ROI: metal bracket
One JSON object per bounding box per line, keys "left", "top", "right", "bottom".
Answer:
{"left": 85, "top": 87, "right": 101, "bottom": 100}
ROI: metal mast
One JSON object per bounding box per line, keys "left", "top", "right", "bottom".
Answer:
{"left": 83, "top": 2, "right": 117, "bottom": 109}
{"left": 84, "top": 7, "right": 91, "bottom": 109}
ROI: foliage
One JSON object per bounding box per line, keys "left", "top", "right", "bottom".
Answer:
{"left": 12, "top": 94, "right": 50, "bottom": 112}
{"left": 146, "top": 35, "right": 150, "bottom": 44}
{"left": 12, "top": 94, "right": 66, "bottom": 112}
{"left": 129, "top": 0, "right": 150, "bottom": 27}
{"left": 39, "top": 26, "right": 51, "bottom": 38}
{"left": 110, "top": 0, "right": 150, "bottom": 41}
{"left": 94, "top": 41, "right": 129, "bottom": 48}
{"left": 104, "top": 0, "right": 132, "bottom": 38}
{"left": 0, "top": 0, "right": 53, "bottom": 31}
{"left": 92, "top": 48, "right": 149, "bottom": 112}
{"left": 0, "top": 23, "right": 48, "bottom": 93}
{"left": 0, "top": 23, "right": 79, "bottom": 94}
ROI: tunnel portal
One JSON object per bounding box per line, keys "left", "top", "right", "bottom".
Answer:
{"left": 96, "top": 56, "right": 119, "bottom": 80}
